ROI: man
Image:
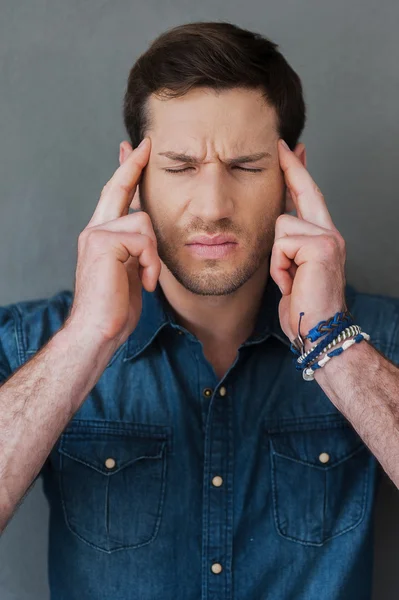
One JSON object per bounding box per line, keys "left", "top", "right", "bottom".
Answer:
{"left": 0, "top": 20, "right": 398, "bottom": 600}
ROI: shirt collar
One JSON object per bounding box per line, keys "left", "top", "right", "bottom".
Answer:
{"left": 124, "top": 275, "right": 290, "bottom": 362}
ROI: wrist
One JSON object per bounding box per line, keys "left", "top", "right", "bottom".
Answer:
{"left": 314, "top": 339, "right": 376, "bottom": 384}
{"left": 61, "top": 318, "right": 120, "bottom": 354}
{"left": 46, "top": 320, "right": 120, "bottom": 413}
{"left": 49, "top": 318, "right": 120, "bottom": 376}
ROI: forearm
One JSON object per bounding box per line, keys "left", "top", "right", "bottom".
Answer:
{"left": 0, "top": 321, "right": 116, "bottom": 531}
{"left": 314, "top": 340, "right": 399, "bottom": 486}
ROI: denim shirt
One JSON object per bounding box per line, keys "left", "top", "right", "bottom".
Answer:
{"left": 1, "top": 277, "right": 399, "bottom": 600}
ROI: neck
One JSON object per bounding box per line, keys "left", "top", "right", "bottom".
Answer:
{"left": 158, "top": 258, "right": 270, "bottom": 349}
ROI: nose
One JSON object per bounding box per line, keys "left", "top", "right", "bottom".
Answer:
{"left": 187, "top": 165, "right": 234, "bottom": 222}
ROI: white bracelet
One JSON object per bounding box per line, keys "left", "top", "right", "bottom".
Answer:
{"left": 297, "top": 325, "right": 362, "bottom": 364}
{"left": 302, "top": 331, "right": 371, "bottom": 381}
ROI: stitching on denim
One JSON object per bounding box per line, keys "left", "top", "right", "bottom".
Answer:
{"left": 384, "top": 303, "right": 399, "bottom": 357}
{"left": 270, "top": 442, "right": 367, "bottom": 470}
{"left": 264, "top": 413, "right": 351, "bottom": 434}
{"left": 10, "top": 305, "right": 26, "bottom": 367}
{"left": 270, "top": 440, "right": 371, "bottom": 546}
{"left": 105, "top": 475, "right": 110, "bottom": 544}
{"left": 62, "top": 419, "right": 170, "bottom": 436}
{"left": 59, "top": 447, "right": 164, "bottom": 475}
{"left": 106, "top": 444, "right": 167, "bottom": 548}
{"left": 322, "top": 469, "right": 327, "bottom": 543}
{"left": 190, "top": 342, "right": 209, "bottom": 599}
{"left": 59, "top": 443, "right": 168, "bottom": 552}
{"left": 60, "top": 420, "right": 173, "bottom": 454}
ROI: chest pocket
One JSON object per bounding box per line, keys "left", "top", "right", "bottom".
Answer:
{"left": 266, "top": 415, "right": 371, "bottom": 547}
{"left": 58, "top": 420, "right": 171, "bottom": 553}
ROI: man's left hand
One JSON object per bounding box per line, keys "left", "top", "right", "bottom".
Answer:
{"left": 270, "top": 139, "right": 347, "bottom": 349}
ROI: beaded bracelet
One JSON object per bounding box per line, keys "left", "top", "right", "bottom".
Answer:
{"left": 302, "top": 331, "right": 370, "bottom": 381}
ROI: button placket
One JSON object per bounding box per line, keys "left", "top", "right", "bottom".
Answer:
{"left": 201, "top": 379, "right": 233, "bottom": 598}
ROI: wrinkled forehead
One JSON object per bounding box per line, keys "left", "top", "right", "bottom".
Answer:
{"left": 145, "top": 87, "right": 279, "bottom": 154}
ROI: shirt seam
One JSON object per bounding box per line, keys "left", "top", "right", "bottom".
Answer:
{"left": 9, "top": 304, "right": 26, "bottom": 368}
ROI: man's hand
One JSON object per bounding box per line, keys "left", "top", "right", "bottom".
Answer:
{"left": 270, "top": 139, "right": 347, "bottom": 347}
{"left": 67, "top": 137, "right": 161, "bottom": 347}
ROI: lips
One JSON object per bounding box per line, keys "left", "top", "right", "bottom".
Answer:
{"left": 186, "top": 234, "right": 237, "bottom": 245}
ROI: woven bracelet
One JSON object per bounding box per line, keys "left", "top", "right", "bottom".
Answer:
{"left": 306, "top": 310, "right": 354, "bottom": 342}
{"left": 291, "top": 310, "right": 355, "bottom": 356}
{"left": 302, "top": 331, "right": 370, "bottom": 381}
{"left": 297, "top": 325, "right": 362, "bottom": 365}
{"left": 295, "top": 319, "right": 351, "bottom": 371}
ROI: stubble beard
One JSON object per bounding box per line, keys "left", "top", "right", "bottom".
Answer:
{"left": 139, "top": 188, "right": 281, "bottom": 296}
{"left": 145, "top": 218, "right": 275, "bottom": 297}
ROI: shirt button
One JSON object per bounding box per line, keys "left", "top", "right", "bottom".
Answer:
{"left": 177, "top": 330, "right": 183, "bottom": 335}
{"left": 203, "top": 388, "right": 213, "bottom": 398}
{"left": 212, "top": 475, "right": 223, "bottom": 487}
{"left": 211, "top": 563, "right": 223, "bottom": 574}
{"left": 105, "top": 458, "right": 116, "bottom": 469}
{"left": 219, "top": 386, "right": 227, "bottom": 397}
{"left": 319, "top": 452, "right": 330, "bottom": 464}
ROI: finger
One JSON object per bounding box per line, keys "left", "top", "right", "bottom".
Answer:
{"left": 88, "top": 138, "right": 151, "bottom": 227}
{"left": 117, "top": 232, "right": 161, "bottom": 292}
{"left": 270, "top": 233, "right": 341, "bottom": 295}
{"left": 278, "top": 139, "right": 335, "bottom": 229}
{"left": 84, "top": 229, "right": 161, "bottom": 291}
{"left": 270, "top": 238, "right": 294, "bottom": 296}
{"left": 89, "top": 211, "right": 158, "bottom": 246}
{"left": 274, "top": 213, "right": 327, "bottom": 241}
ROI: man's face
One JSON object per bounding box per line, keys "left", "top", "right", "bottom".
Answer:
{"left": 139, "top": 87, "right": 286, "bottom": 296}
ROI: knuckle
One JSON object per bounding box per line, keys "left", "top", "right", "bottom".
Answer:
{"left": 143, "top": 234, "right": 155, "bottom": 250}
{"left": 319, "top": 234, "right": 337, "bottom": 253}
{"left": 116, "top": 181, "right": 133, "bottom": 196}
{"left": 275, "top": 214, "right": 287, "bottom": 229}
{"left": 82, "top": 228, "right": 106, "bottom": 251}
{"left": 272, "top": 237, "right": 283, "bottom": 251}
{"left": 134, "top": 210, "right": 152, "bottom": 227}
{"left": 78, "top": 229, "right": 90, "bottom": 249}
{"left": 106, "top": 180, "right": 133, "bottom": 197}
{"left": 335, "top": 232, "right": 346, "bottom": 252}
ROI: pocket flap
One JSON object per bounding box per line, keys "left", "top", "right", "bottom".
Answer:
{"left": 58, "top": 420, "right": 169, "bottom": 475}
{"left": 266, "top": 414, "right": 365, "bottom": 468}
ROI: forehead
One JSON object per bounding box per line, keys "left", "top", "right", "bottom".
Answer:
{"left": 146, "top": 87, "right": 279, "bottom": 151}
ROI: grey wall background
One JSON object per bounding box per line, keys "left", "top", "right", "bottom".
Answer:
{"left": 0, "top": 1, "right": 398, "bottom": 598}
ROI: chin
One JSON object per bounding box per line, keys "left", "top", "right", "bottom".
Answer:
{"left": 168, "top": 263, "right": 257, "bottom": 296}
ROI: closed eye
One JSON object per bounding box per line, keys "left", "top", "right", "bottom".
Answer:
{"left": 165, "top": 166, "right": 263, "bottom": 174}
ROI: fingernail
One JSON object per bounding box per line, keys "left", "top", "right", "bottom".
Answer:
{"left": 137, "top": 138, "right": 148, "bottom": 149}
{"left": 279, "top": 139, "right": 290, "bottom": 150}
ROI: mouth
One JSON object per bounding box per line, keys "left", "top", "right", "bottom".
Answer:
{"left": 185, "top": 235, "right": 238, "bottom": 259}
{"left": 186, "top": 234, "right": 238, "bottom": 245}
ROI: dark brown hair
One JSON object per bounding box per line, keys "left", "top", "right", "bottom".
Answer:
{"left": 123, "top": 21, "right": 306, "bottom": 150}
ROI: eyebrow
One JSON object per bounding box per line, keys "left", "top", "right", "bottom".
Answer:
{"left": 157, "top": 151, "right": 272, "bottom": 165}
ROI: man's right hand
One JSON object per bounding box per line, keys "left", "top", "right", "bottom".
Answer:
{"left": 67, "top": 137, "right": 161, "bottom": 348}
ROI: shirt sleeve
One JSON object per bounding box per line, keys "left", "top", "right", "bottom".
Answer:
{"left": 0, "top": 305, "right": 17, "bottom": 384}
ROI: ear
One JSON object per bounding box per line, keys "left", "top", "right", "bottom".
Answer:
{"left": 283, "top": 142, "right": 307, "bottom": 213}
{"left": 119, "top": 140, "right": 142, "bottom": 211}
